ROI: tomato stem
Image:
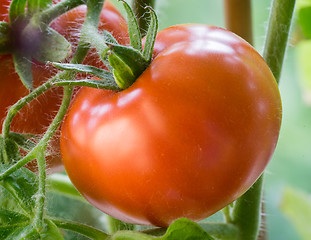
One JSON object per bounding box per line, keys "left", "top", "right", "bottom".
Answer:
{"left": 263, "top": 0, "right": 296, "bottom": 83}
{"left": 222, "top": 205, "right": 233, "bottom": 223}
{"left": 1, "top": 81, "right": 54, "bottom": 139}
{"left": 223, "top": 0, "right": 253, "bottom": 44}
{"left": 32, "top": 0, "right": 107, "bottom": 233}
{"left": 38, "top": 0, "right": 86, "bottom": 26}
{"left": 225, "top": 0, "right": 294, "bottom": 239}
{"left": 33, "top": 149, "right": 47, "bottom": 231}
{"left": 231, "top": 176, "right": 264, "bottom": 240}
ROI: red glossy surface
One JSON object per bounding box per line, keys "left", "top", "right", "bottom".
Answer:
{"left": 61, "top": 24, "right": 282, "bottom": 226}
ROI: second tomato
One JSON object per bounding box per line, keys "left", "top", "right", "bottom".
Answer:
{"left": 0, "top": 0, "right": 128, "bottom": 173}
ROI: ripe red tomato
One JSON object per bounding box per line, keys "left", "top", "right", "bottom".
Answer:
{"left": 61, "top": 24, "right": 282, "bottom": 227}
{"left": 0, "top": 0, "right": 128, "bottom": 173}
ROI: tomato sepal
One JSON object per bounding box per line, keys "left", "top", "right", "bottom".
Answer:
{"left": 55, "top": 78, "right": 121, "bottom": 91}
{"left": 142, "top": 6, "right": 158, "bottom": 62}
{"left": 12, "top": 53, "right": 34, "bottom": 90}
{"left": 27, "top": 0, "right": 53, "bottom": 16}
{"left": 109, "top": 51, "right": 136, "bottom": 89}
{"left": 52, "top": 62, "right": 121, "bottom": 90}
{"left": 32, "top": 27, "right": 71, "bottom": 63}
{"left": 52, "top": 62, "right": 114, "bottom": 81}
{"left": 119, "top": 0, "right": 142, "bottom": 51}
{"left": 107, "top": 43, "right": 149, "bottom": 77}
{"left": 9, "top": 0, "right": 27, "bottom": 23}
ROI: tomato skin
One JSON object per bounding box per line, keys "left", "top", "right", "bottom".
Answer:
{"left": 0, "top": 0, "right": 128, "bottom": 173}
{"left": 61, "top": 24, "right": 282, "bottom": 226}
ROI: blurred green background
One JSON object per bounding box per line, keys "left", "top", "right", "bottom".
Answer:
{"left": 48, "top": 0, "right": 311, "bottom": 239}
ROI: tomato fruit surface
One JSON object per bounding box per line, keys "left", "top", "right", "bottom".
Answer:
{"left": 0, "top": 0, "right": 128, "bottom": 173}
{"left": 61, "top": 24, "right": 282, "bottom": 227}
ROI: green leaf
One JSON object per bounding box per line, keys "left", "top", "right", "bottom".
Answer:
{"left": 0, "top": 209, "right": 29, "bottom": 239}
{"left": 4, "top": 224, "right": 40, "bottom": 240}
{"left": 0, "top": 165, "right": 38, "bottom": 217}
{"left": 0, "top": 22, "right": 12, "bottom": 54}
{"left": 0, "top": 219, "right": 64, "bottom": 240}
{"left": 27, "top": 0, "right": 53, "bottom": 16}
{"left": 0, "top": 217, "right": 64, "bottom": 240}
{"left": 9, "top": 0, "right": 27, "bottom": 23}
{"left": 0, "top": 136, "right": 22, "bottom": 164}
{"left": 40, "top": 219, "right": 65, "bottom": 240}
{"left": 296, "top": 40, "right": 311, "bottom": 105}
{"left": 120, "top": 0, "right": 142, "bottom": 51}
{"left": 7, "top": 132, "right": 37, "bottom": 152}
{"left": 0, "top": 166, "right": 43, "bottom": 239}
{"left": 34, "top": 27, "right": 71, "bottom": 63}
{"left": 13, "top": 53, "right": 33, "bottom": 91}
{"left": 143, "top": 7, "right": 158, "bottom": 62}
{"left": 162, "top": 218, "right": 215, "bottom": 240}
{"left": 280, "top": 187, "right": 311, "bottom": 240}
{"left": 0, "top": 209, "right": 29, "bottom": 225}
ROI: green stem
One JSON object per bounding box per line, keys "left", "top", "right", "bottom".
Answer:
{"left": 39, "top": 0, "right": 86, "bottom": 26}
{"left": 0, "top": 74, "right": 75, "bottom": 181}
{"left": 232, "top": 176, "right": 264, "bottom": 240}
{"left": 32, "top": 84, "right": 74, "bottom": 230}
{"left": 50, "top": 218, "right": 110, "bottom": 240}
{"left": 132, "top": 0, "right": 156, "bottom": 37}
{"left": 263, "top": 0, "right": 296, "bottom": 83}
{"left": 229, "top": 1, "right": 295, "bottom": 239}
{"left": 222, "top": 205, "right": 233, "bottom": 223}
{"left": 33, "top": 149, "right": 46, "bottom": 231}
{"left": 1, "top": 81, "right": 53, "bottom": 139}
{"left": 82, "top": 23, "right": 108, "bottom": 52}
{"left": 31, "top": 0, "right": 107, "bottom": 233}
{"left": 0, "top": 148, "right": 36, "bottom": 180}
{"left": 223, "top": 1, "right": 259, "bottom": 239}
